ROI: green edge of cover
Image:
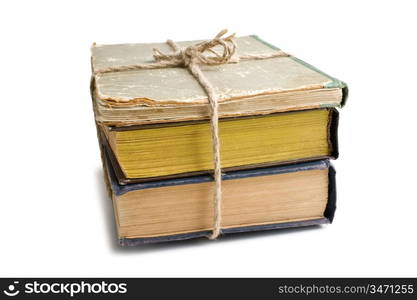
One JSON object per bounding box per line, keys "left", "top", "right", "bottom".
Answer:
{"left": 251, "top": 35, "right": 348, "bottom": 107}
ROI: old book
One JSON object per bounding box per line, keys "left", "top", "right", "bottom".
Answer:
{"left": 91, "top": 35, "right": 347, "bottom": 127}
{"left": 100, "top": 108, "right": 339, "bottom": 184}
{"left": 101, "top": 143, "right": 336, "bottom": 245}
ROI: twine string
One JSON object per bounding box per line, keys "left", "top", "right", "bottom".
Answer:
{"left": 94, "top": 30, "right": 289, "bottom": 240}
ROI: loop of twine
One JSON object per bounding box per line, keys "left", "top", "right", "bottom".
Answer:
{"left": 153, "top": 29, "right": 237, "bottom": 67}
{"left": 94, "top": 30, "right": 290, "bottom": 240}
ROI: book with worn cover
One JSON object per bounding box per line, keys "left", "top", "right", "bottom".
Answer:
{"left": 100, "top": 137, "right": 336, "bottom": 245}
{"left": 91, "top": 35, "right": 347, "bottom": 126}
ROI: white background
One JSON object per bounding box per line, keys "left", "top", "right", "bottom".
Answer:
{"left": 1, "top": 0, "right": 416, "bottom": 277}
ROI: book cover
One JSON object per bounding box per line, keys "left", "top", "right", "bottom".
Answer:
{"left": 91, "top": 35, "right": 347, "bottom": 126}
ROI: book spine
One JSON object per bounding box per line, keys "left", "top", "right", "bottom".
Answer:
{"left": 324, "top": 164, "right": 337, "bottom": 223}
{"left": 329, "top": 108, "right": 340, "bottom": 159}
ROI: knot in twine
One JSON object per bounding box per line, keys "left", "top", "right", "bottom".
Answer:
{"left": 94, "top": 30, "right": 289, "bottom": 240}
{"left": 152, "top": 29, "right": 237, "bottom": 67}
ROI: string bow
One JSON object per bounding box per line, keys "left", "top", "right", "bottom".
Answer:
{"left": 153, "top": 29, "right": 238, "bottom": 67}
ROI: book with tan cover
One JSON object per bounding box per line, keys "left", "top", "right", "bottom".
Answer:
{"left": 91, "top": 35, "right": 347, "bottom": 126}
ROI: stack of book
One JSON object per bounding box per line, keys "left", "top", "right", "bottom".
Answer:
{"left": 91, "top": 35, "right": 347, "bottom": 246}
